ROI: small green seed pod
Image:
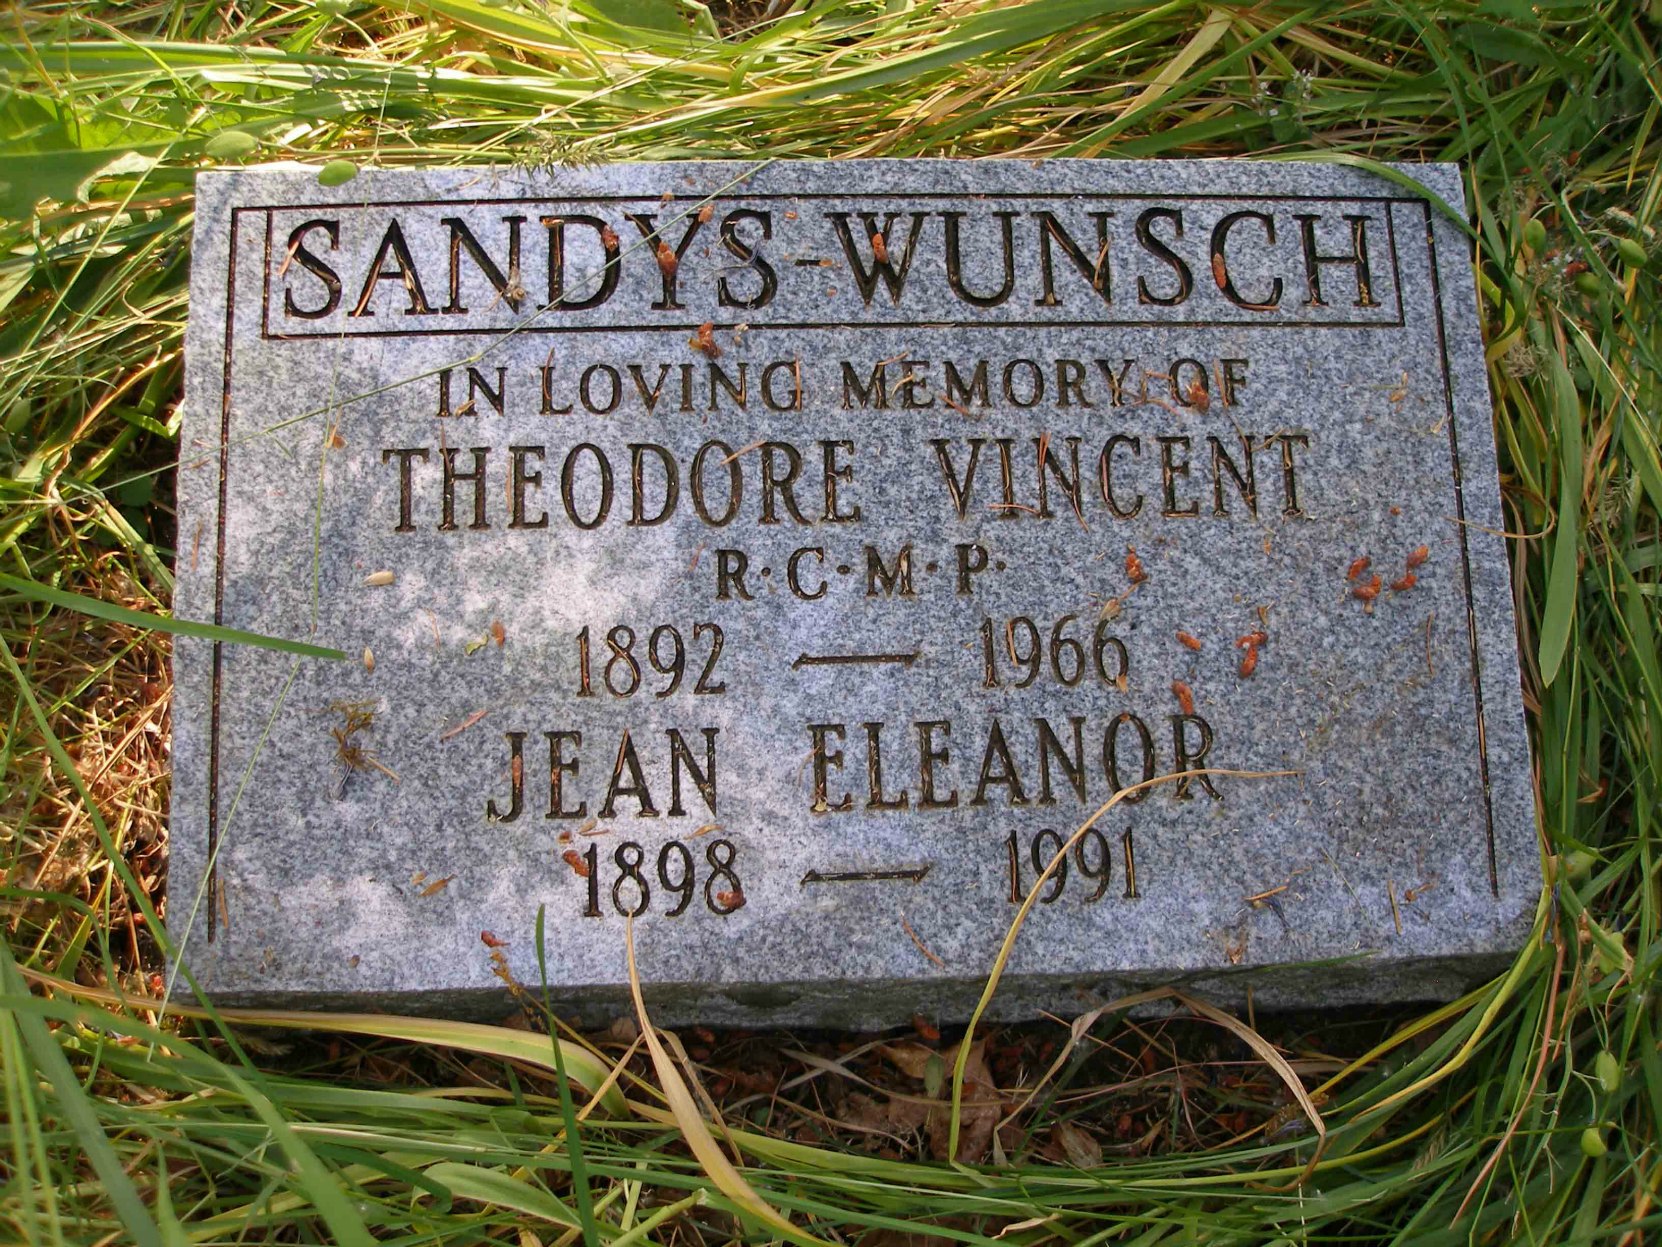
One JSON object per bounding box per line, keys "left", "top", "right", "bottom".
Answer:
{"left": 1615, "top": 237, "right": 1649, "bottom": 268}
{"left": 1562, "top": 849, "right": 1598, "bottom": 880}
{"left": 1523, "top": 218, "right": 1546, "bottom": 252}
{"left": 1596, "top": 1051, "right": 1621, "bottom": 1095}
{"left": 204, "top": 129, "right": 257, "bottom": 161}
{"left": 318, "top": 160, "right": 359, "bottom": 187}
{"left": 1581, "top": 1126, "right": 1608, "bottom": 1159}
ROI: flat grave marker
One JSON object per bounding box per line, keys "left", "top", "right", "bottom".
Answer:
{"left": 172, "top": 159, "right": 1539, "bottom": 1025}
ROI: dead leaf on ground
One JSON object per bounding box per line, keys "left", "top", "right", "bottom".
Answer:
{"left": 878, "top": 1042, "right": 938, "bottom": 1080}
{"left": 842, "top": 1092, "right": 929, "bottom": 1135}
{"left": 1052, "top": 1120, "right": 1104, "bottom": 1168}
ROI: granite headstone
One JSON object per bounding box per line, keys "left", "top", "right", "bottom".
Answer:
{"left": 171, "top": 159, "right": 1539, "bottom": 1025}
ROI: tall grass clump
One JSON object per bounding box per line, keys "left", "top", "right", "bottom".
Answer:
{"left": 3, "top": 2, "right": 1659, "bottom": 1244}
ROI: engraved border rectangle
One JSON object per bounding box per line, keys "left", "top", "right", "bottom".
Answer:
{"left": 254, "top": 190, "right": 1409, "bottom": 340}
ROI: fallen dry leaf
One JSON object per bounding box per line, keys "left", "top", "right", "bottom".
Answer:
{"left": 1053, "top": 1120, "right": 1104, "bottom": 1168}
{"left": 880, "top": 1042, "right": 937, "bottom": 1080}
{"left": 842, "top": 1092, "right": 929, "bottom": 1135}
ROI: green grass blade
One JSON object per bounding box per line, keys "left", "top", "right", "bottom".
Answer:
{"left": 186, "top": 1005, "right": 629, "bottom": 1119}
{"left": 0, "top": 572, "right": 346, "bottom": 659}
{"left": 423, "top": 1162, "right": 586, "bottom": 1231}
{"left": 0, "top": 946, "right": 164, "bottom": 1247}
{"left": 537, "top": 905, "right": 602, "bottom": 1247}
{"left": 1538, "top": 354, "right": 1583, "bottom": 687}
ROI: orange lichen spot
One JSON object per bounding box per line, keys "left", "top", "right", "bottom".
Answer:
{"left": 1176, "top": 630, "right": 1203, "bottom": 652}
{"left": 1172, "top": 680, "right": 1196, "bottom": 715}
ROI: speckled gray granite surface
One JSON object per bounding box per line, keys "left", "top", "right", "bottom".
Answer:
{"left": 171, "top": 159, "right": 1540, "bottom": 1026}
